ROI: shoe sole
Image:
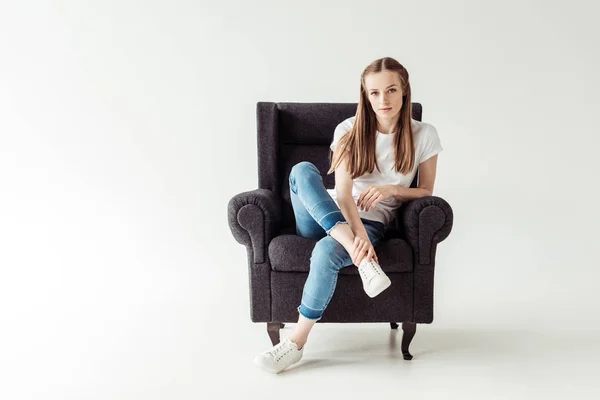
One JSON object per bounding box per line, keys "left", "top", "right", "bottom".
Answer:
{"left": 253, "top": 355, "right": 302, "bottom": 374}
{"left": 366, "top": 276, "right": 392, "bottom": 298}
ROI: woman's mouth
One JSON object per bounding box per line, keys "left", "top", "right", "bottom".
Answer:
{"left": 380, "top": 107, "right": 392, "bottom": 112}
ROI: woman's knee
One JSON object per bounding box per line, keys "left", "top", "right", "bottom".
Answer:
{"left": 290, "top": 161, "right": 318, "bottom": 182}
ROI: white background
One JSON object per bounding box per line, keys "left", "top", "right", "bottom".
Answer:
{"left": 1, "top": 1, "right": 599, "bottom": 399}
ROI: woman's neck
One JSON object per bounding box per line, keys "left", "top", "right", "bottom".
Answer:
{"left": 376, "top": 114, "right": 400, "bottom": 134}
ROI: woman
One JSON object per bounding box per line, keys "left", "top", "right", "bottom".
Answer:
{"left": 254, "top": 56, "right": 444, "bottom": 374}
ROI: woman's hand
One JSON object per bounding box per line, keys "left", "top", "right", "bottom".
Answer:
{"left": 357, "top": 185, "right": 396, "bottom": 211}
{"left": 352, "top": 233, "right": 378, "bottom": 266}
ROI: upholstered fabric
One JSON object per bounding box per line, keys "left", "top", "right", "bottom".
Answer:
{"left": 268, "top": 234, "right": 413, "bottom": 274}
{"left": 271, "top": 272, "right": 414, "bottom": 323}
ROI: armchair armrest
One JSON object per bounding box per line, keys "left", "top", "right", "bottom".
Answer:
{"left": 227, "top": 188, "right": 282, "bottom": 264}
{"left": 397, "top": 195, "right": 453, "bottom": 265}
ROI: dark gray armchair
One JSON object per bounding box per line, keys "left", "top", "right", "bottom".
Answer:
{"left": 227, "top": 102, "right": 453, "bottom": 360}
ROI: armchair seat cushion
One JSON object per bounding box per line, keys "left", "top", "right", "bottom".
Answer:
{"left": 268, "top": 233, "right": 414, "bottom": 274}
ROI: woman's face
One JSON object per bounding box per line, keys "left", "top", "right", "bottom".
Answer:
{"left": 364, "top": 70, "right": 404, "bottom": 120}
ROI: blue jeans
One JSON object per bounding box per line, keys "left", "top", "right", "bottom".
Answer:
{"left": 289, "top": 161, "right": 386, "bottom": 321}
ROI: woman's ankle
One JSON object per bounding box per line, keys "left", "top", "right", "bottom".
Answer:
{"left": 329, "top": 223, "right": 354, "bottom": 251}
{"left": 289, "top": 337, "right": 306, "bottom": 350}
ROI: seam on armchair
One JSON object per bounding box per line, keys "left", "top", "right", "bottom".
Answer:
{"left": 237, "top": 204, "right": 267, "bottom": 264}
{"left": 418, "top": 205, "right": 445, "bottom": 265}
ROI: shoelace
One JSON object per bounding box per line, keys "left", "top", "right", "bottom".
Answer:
{"left": 360, "top": 260, "right": 382, "bottom": 281}
{"left": 268, "top": 341, "right": 294, "bottom": 361}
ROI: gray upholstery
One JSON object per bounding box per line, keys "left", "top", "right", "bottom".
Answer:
{"left": 228, "top": 102, "right": 453, "bottom": 325}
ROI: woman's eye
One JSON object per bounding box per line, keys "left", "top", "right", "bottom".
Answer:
{"left": 371, "top": 89, "right": 396, "bottom": 95}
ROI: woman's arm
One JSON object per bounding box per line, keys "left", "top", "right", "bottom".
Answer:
{"left": 334, "top": 150, "right": 368, "bottom": 237}
{"left": 392, "top": 154, "right": 439, "bottom": 201}
{"left": 337, "top": 197, "right": 368, "bottom": 236}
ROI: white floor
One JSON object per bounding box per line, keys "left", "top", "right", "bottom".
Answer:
{"left": 215, "top": 323, "right": 600, "bottom": 399}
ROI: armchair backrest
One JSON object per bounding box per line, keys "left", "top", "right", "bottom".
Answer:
{"left": 256, "top": 102, "right": 422, "bottom": 230}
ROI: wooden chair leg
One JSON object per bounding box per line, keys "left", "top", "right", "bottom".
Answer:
{"left": 401, "top": 322, "right": 416, "bottom": 360}
{"left": 267, "top": 322, "right": 282, "bottom": 346}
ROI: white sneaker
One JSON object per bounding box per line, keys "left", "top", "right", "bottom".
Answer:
{"left": 253, "top": 338, "right": 304, "bottom": 374}
{"left": 358, "top": 258, "right": 391, "bottom": 298}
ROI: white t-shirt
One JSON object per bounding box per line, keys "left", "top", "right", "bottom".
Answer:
{"left": 327, "top": 116, "right": 443, "bottom": 227}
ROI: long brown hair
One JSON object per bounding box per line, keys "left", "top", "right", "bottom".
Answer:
{"left": 327, "top": 57, "right": 415, "bottom": 179}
